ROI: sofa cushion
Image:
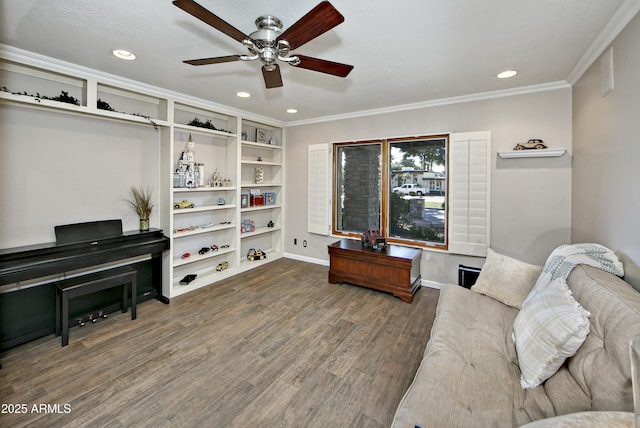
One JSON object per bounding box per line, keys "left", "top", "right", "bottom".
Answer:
{"left": 392, "top": 284, "right": 555, "bottom": 428}
{"left": 543, "top": 265, "right": 640, "bottom": 415}
{"left": 513, "top": 280, "right": 591, "bottom": 389}
{"left": 471, "top": 249, "right": 542, "bottom": 309}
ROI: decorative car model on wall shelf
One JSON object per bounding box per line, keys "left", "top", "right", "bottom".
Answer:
{"left": 174, "top": 200, "right": 195, "bottom": 209}
{"left": 514, "top": 139, "right": 547, "bottom": 150}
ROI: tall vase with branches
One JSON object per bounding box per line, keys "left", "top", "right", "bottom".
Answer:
{"left": 125, "top": 186, "right": 155, "bottom": 231}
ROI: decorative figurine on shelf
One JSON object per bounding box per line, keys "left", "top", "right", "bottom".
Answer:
{"left": 255, "top": 167, "right": 264, "bottom": 184}
{"left": 242, "top": 130, "right": 248, "bottom": 141}
{"left": 514, "top": 139, "right": 547, "bottom": 150}
{"left": 267, "top": 220, "right": 274, "bottom": 228}
{"left": 250, "top": 189, "right": 264, "bottom": 206}
{"left": 264, "top": 192, "right": 275, "bottom": 205}
{"left": 210, "top": 170, "right": 222, "bottom": 187}
{"left": 269, "top": 136, "right": 276, "bottom": 145}
{"left": 173, "top": 134, "right": 201, "bottom": 188}
{"left": 241, "top": 219, "right": 255, "bottom": 233}
{"left": 218, "top": 197, "right": 225, "bottom": 205}
{"left": 185, "top": 134, "right": 196, "bottom": 188}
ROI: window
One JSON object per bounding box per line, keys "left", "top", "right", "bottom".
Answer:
{"left": 389, "top": 136, "right": 447, "bottom": 247}
{"left": 332, "top": 135, "right": 448, "bottom": 249}
{"left": 333, "top": 141, "right": 382, "bottom": 236}
{"left": 308, "top": 131, "right": 490, "bottom": 256}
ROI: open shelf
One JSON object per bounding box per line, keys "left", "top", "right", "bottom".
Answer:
{"left": 241, "top": 204, "right": 282, "bottom": 213}
{"left": 241, "top": 160, "right": 282, "bottom": 167}
{"left": 172, "top": 223, "right": 235, "bottom": 238}
{"left": 171, "top": 264, "right": 239, "bottom": 297}
{"left": 173, "top": 186, "right": 236, "bottom": 193}
{"left": 241, "top": 140, "right": 282, "bottom": 150}
{"left": 174, "top": 122, "right": 236, "bottom": 138}
{"left": 173, "top": 246, "right": 236, "bottom": 267}
{"left": 172, "top": 204, "right": 236, "bottom": 215}
{"left": 240, "top": 226, "right": 282, "bottom": 238}
{"left": 239, "top": 250, "right": 284, "bottom": 270}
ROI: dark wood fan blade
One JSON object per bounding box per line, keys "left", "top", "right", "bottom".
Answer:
{"left": 262, "top": 64, "right": 283, "bottom": 89}
{"left": 184, "top": 55, "right": 241, "bottom": 66}
{"left": 277, "top": 1, "right": 345, "bottom": 50}
{"left": 173, "top": 0, "right": 248, "bottom": 43}
{"left": 294, "top": 55, "right": 353, "bottom": 77}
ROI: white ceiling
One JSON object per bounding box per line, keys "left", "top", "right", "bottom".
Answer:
{"left": 1, "top": 0, "right": 637, "bottom": 124}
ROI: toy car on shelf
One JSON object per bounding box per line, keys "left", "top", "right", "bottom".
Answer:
{"left": 247, "top": 248, "right": 267, "bottom": 261}
{"left": 216, "top": 261, "right": 229, "bottom": 271}
{"left": 174, "top": 200, "right": 194, "bottom": 209}
{"left": 514, "top": 139, "right": 547, "bottom": 150}
{"left": 179, "top": 274, "right": 196, "bottom": 285}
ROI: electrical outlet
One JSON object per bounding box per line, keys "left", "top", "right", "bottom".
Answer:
{"left": 303, "top": 240, "right": 307, "bottom": 247}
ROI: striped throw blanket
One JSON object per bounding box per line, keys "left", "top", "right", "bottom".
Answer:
{"left": 523, "top": 243, "right": 625, "bottom": 306}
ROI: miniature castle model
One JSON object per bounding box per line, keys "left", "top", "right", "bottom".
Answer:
{"left": 173, "top": 134, "right": 231, "bottom": 188}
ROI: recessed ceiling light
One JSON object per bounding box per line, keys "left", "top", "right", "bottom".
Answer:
{"left": 497, "top": 70, "right": 518, "bottom": 79}
{"left": 112, "top": 49, "right": 136, "bottom": 61}
{"left": 286, "top": 108, "right": 298, "bottom": 114}
{"left": 236, "top": 91, "right": 251, "bottom": 98}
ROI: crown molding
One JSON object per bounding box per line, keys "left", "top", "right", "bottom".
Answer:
{"left": 567, "top": 0, "right": 640, "bottom": 85}
{"left": 285, "top": 81, "right": 571, "bottom": 127}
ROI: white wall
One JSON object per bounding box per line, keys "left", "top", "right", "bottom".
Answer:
{"left": 0, "top": 104, "right": 160, "bottom": 249}
{"left": 285, "top": 88, "right": 573, "bottom": 285}
{"left": 572, "top": 11, "right": 640, "bottom": 288}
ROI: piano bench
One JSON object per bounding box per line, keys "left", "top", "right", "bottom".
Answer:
{"left": 55, "top": 266, "right": 137, "bottom": 347}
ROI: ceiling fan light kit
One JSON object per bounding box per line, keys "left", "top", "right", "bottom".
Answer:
{"left": 173, "top": 0, "right": 354, "bottom": 88}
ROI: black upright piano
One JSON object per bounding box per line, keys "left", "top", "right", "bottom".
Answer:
{"left": 0, "top": 220, "right": 170, "bottom": 350}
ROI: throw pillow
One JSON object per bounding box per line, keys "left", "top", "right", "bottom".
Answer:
{"left": 513, "top": 281, "right": 591, "bottom": 389}
{"left": 471, "top": 249, "right": 542, "bottom": 309}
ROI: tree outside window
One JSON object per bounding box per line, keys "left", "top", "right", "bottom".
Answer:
{"left": 389, "top": 137, "right": 447, "bottom": 246}
{"left": 333, "top": 135, "right": 448, "bottom": 248}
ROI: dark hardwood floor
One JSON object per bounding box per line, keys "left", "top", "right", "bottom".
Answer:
{"left": 0, "top": 258, "right": 439, "bottom": 427}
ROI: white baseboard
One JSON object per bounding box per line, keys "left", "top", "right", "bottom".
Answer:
{"left": 285, "top": 253, "right": 446, "bottom": 289}
{"left": 421, "top": 279, "right": 444, "bottom": 290}
{"left": 284, "top": 253, "right": 330, "bottom": 267}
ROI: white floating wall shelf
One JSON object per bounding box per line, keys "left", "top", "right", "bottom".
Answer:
{"left": 498, "top": 148, "right": 566, "bottom": 159}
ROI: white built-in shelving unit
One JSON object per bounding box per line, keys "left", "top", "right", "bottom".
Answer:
{"left": 0, "top": 51, "right": 285, "bottom": 299}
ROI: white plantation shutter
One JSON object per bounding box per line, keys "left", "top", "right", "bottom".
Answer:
{"left": 448, "top": 131, "right": 491, "bottom": 256}
{"left": 307, "top": 143, "right": 331, "bottom": 235}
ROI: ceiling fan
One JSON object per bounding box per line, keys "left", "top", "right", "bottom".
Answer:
{"left": 172, "top": 0, "right": 354, "bottom": 88}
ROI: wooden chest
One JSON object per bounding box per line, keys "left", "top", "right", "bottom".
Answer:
{"left": 328, "top": 239, "right": 422, "bottom": 303}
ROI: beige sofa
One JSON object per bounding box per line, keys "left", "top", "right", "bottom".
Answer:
{"left": 392, "top": 249, "right": 640, "bottom": 427}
